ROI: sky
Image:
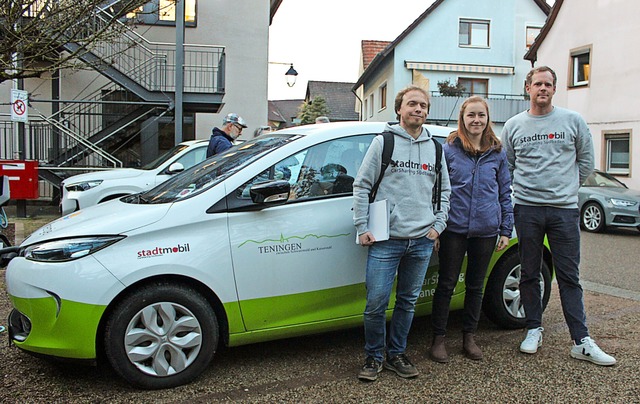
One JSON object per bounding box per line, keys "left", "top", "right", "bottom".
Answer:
{"left": 268, "top": 0, "right": 437, "bottom": 100}
{"left": 268, "top": 0, "right": 555, "bottom": 100}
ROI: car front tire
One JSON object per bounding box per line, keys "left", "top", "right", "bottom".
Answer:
{"left": 104, "top": 282, "right": 218, "bottom": 389}
{"left": 483, "top": 249, "right": 552, "bottom": 329}
{"left": 581, "top": 202, "right": 606, "bottom": 233}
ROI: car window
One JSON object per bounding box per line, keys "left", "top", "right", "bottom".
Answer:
{"left": 173, "top": 146, "right": 207, "bottom": 170}
{"left": 583, "top": 171, "right": 627, "bottom": 188}
{"left": 234, "top": 134, "right": 375, "bottom": 201}
{"left": 141, "top": 144, "right": 190, "bottom": 170}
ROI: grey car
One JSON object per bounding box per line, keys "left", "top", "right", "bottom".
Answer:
{"left": 579, "top": 170, "right": 640, "bottom": 233}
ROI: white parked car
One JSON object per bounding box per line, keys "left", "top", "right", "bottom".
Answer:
{"left": 59, "top": 140, "right": 209, "bottom": 215}
{"left": 4, "top": 122, "right": 553, "bottom": 389}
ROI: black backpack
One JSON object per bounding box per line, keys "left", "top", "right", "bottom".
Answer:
{"left": 369, "top": 131, "right": 443, "bottom": 210}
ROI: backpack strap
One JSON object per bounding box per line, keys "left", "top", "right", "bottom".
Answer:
{"left": 369, "top": 131, "right": 394, "bottom": 203}
{"left": 369, "top": 131, "right": 442, "bottom": 210}
{"left": 432, "top": 137, "right": 443, "bottom": 210}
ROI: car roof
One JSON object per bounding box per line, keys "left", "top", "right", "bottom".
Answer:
{"left": 179, "top": 139, "right": 209, "bottom": 147}
{"left": 271, "top": 121, "right": 453, "bottom": 139}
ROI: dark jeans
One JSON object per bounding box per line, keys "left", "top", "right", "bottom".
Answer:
{"left": 432, "top": 230, "right": 496, "bottom": 335}
{"left": 514, "top": 204, "right": 589, "bottom": 341}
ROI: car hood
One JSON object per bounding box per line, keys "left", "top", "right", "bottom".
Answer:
{"left": 62, "top": 168, "right": 147, "bottom": 184}
{"left": 21, "top": 200, "right": 171, "bottom": 246}
{"left": 580, "top": 186, "right": 640, "bottom": 200}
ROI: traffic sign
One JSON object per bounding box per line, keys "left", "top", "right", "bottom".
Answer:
{"left": 10, "top": 89, "right": 28, "bottom": 122}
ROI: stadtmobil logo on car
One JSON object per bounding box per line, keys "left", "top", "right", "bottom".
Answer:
{"left": 519, "top": 131, "right": 566, "bottom": 144}
{"left": 137, "top": 243, "right": 191, "bottom": 259}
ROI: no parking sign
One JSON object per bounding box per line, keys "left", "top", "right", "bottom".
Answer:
{"left": 10, "top": 89, "right": 28, "bottom": 122}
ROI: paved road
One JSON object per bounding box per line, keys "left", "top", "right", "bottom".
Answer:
{"left": 1, "top": 225, "right": 639, "bottom": 402}
{"left": 580, "top": 227, "right": 640, "bottom": 297}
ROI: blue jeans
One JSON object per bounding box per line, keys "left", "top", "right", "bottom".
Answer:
{"left": 514, "top": 204, "right": 589, "bottom": 341}
{"left": 363, "top": 237, "right": 435, "bottom": 361}
{"left": 432, "top": 231, "right": 497, "bottom": 335}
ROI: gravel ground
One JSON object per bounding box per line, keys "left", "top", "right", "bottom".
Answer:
{"left": 1, "top": 209, "right": 639, "bottom": 402}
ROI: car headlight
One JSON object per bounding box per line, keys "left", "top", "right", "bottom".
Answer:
{"left": 609, "top": 198, "right": 637, "bottom": 207}
{"left": 64, "top": 180, "right": 103, "bottom": 192}
{"left": 23, "top": 236, "right": 125, "bottom": 262}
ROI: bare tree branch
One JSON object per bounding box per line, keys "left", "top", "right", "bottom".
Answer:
{"left": 0, "top": 0, "right": 151, "bottom": 83}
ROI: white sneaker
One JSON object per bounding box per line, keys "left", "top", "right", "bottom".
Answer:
{"left": 520, "top": 327, "right": 544, "bottom": 354}
{"left": 570, "top": 337, "right": 617, "bottom": 366}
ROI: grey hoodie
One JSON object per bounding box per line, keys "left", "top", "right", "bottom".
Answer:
{"left": 353, "top": 123, "right": 451, "bottom": 239}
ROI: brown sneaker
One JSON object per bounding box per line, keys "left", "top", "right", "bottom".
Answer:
{"left": 463, "top": 333, "right": 483, "bottom": 360}
{"left": 429, "top": 335, "right": 449, "bottom": 363}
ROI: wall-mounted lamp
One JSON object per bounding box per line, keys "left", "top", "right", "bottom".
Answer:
{"left": 270, "top": 62, "right": 298, "bottom": 87}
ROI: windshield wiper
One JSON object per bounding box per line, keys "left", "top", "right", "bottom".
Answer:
{"left": 137, "top": 194, "right": 150, "bottom": 204}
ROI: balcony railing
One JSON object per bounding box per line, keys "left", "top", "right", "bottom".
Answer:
{"left": 89, "top": 4, "right": 225, "bottom": 94}
{"left": 428, "top": 93, "right": 530, "bottom": 124}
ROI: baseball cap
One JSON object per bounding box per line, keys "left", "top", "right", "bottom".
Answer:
{"left": 223, "top": 113, "right": 247, "bottom": 128}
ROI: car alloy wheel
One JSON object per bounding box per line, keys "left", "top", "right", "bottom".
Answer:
{"left": 483, "top": 250, "right": 551, "bottom": 329}
{"left": 581, "top": 202, "right": 605, "bottom": 233}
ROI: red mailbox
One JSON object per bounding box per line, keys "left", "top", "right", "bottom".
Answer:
{"left": 0, "top": 160, "right": 39, "bottom": 200}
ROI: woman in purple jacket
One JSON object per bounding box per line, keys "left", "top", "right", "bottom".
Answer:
{"left": 429, "top": 96, "right": 513, "bottom": 362}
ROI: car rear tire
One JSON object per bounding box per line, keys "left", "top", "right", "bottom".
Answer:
{"left": 581, "top": 202, "right": 606, "bottom": 233}
{"left": 104, "top": 282, "right": 218, "bottom": 389}
{"left": 483, "top": 249, "right": 552, "bottom": 329}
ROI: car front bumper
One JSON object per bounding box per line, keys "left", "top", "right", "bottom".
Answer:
{"left": 606, "top": 205, "right": 640, "bottom": 229}
{"left": 5, "top": 256, "right": 124, "bottom": 359}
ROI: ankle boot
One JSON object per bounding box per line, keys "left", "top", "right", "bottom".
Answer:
{"left": 463, "top": 333, "right": 483, "bottom": 360}
{"left": 429, "top": 335, "right": 449, "bottom": 363}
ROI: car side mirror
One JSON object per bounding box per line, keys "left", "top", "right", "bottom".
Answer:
{"left": 250, "top": 180, "right": 290, "bottom": 206}
{"left": 167, "top": 162, "right": 185, "bottom": 174}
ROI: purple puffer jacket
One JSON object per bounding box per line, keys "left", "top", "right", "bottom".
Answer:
{"left": 444, "top": 138, "right": 513, "bottom": 238}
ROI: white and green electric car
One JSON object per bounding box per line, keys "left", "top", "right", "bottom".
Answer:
{"left": 3, "top": 122, "right": 553, "bottom": 389}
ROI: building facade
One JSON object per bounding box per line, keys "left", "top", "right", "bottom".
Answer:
{"left": 1, "top": 0, "right": 277, "bottom": 172}
{"left": 354, "top": 0, "right": 550, "bottom": 131}
{"left": 526, "top": 0, "right": 639, "bottom": 189}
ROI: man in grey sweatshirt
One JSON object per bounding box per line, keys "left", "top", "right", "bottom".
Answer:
{"left": 353, "top": 86, "right": 450, "bottom": 381}
{"left": 502, "top": 66, "right": 616, "bottom": 366}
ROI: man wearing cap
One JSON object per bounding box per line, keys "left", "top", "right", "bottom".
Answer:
{"left": 206, "top": 113, "right": 247, "bottom": 158}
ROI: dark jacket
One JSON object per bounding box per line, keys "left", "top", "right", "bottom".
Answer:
{"left": 444, "top": 137, "right": 513, "bottom": 238}
{"left": 206, "top": 127, "right": 234, "bottom": 158}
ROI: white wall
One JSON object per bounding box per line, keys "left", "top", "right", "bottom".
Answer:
{"left": 183, "top": 0, "right": 270, "bottom": 140}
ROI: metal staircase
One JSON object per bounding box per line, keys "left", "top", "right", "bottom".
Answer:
{"left": 28, "top": 0, "right": 226, "bottom": 193}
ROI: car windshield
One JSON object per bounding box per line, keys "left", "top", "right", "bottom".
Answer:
{"left": 141, "top": 144, "right": 190, "bottom": 170}
{"left": 125, "top": 134, "right": 298, "bottom": 204}
{"left": 582, "top": 171, "right": 628, "bottom": 189}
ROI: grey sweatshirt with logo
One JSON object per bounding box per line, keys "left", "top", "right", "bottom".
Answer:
{"left": 353, "top": 123, "right": 451, "bottom": 239}
{"left": 502, "top": 106, "right": 594, "bottom": 208}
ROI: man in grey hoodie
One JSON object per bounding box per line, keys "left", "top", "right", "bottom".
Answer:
{"left": 502, "top": 66, "right": 616, "bottom": 366}
{"left": 353, "top": 86, "right": 450, "bottom": 381}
